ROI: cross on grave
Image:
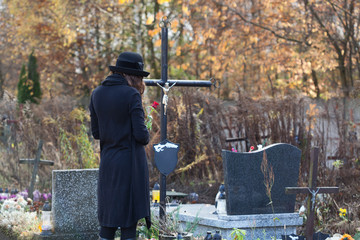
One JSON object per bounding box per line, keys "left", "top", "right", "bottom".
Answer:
{"left": 19, "top": 140, "right": 54, "bottom": 200}
{"left": 226, "top": 135, "right": 269, "bottom": 152}
{"left": 285, "top": 147, "right": 339, "bottom": 240}
{"left": 143, "top": 17, "right": 217, "bottom": 220}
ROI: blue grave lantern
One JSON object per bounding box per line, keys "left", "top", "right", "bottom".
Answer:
{"left": 281, "top": 234, "right": 305, "bottom": 240}
{"left": 215, "top": 184, "right": 225, "bottom": 208}
{"left": 213, "top": 230, "right": 222, "bottom": 240}
{"left": 177, "top": 232, "right": 184, "bottom": 240}
{"left": 313, "top": 232, "right": 330, "bottom": 240}
{"left": 204, "top": 231, "right": 213, "bottom": 240}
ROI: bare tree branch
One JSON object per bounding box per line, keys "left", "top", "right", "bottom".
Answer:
{"left": 212, "top": 0, "right": 308, "bottom": 46}
{"left": 325, "top": 0, "right": 360, "bottom": 21}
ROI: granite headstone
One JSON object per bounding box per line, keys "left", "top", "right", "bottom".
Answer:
{"left": 222, "top": 143, "right": 301, "bottom": 215}
{"left": 35, "top": 169, "right": 100, "bottom": 240}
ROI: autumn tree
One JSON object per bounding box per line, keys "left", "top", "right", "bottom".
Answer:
{"left": 2, "top": 0, "right": 359, "bottom": 99}
{"left": 2, "top": 0, "right": 186, "bottom": 98}
{"left": 175, "top": 0, "right": 359, "bottom": 99}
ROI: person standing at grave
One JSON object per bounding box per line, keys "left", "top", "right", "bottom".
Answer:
{"left": 89, "top": 52, "right": 151, "bottom": 240}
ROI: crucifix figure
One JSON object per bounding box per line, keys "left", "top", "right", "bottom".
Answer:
{"left": 144, "top": 18, "right": 217, "bottom": 221}
{"left": 156, "top": 82, "right": 176, "bottom": 115}
{"left": 285, "top": 147, "right": 339, "bottom": 240}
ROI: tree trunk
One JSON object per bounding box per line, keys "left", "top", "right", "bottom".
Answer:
{"left": 338, "top": 56, "right": 349, "bottom": 97}
{"left": 311, "top": 69, "right": 320, "bottom": 98}
{"left": 0, "top": 60, "right": 4, "bottom": 99}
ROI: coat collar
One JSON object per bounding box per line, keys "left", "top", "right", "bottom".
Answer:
{"left": 101, "top": 74, "right": 128, "bottom": 86}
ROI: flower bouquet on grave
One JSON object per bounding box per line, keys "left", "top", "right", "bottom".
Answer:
{"left": 0, "top": 195, "right": 41, "bottom": 240}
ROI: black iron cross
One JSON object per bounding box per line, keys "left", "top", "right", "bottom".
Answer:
{"left": 144, "top": 18, "right": 216, "bottom": 220}
{"left": 285, "top": 147, "right": 339, "bottom": 240}
{"left": 19, "top": 140, "right": 54, "bottom": 200}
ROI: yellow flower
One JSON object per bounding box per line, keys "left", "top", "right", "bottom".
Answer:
{"left": 340, "top": 234, "right": 354, "bottom": 240}
{"left": 158, "top": 0, "right": 171, "bottom": 4}
{"left": 339, "top": 208, "right": 347, "bottom": 217}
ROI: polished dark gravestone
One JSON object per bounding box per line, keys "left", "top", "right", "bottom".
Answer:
{"left": 222, "top": 143, "right": 301, "bottom": 215}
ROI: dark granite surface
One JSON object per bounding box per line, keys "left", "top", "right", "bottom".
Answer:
{"left": 52, "top": 169, "right": 99, "bottom": 234}
{"left": 222, "top": 143, "right": 301, "bottom": 215}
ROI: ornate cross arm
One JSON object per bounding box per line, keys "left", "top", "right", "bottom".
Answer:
{"left": 285, "top": 186, "right": 339, "bottom": 194}
{"left": 144, "top": 78, "right": 219, "bottom": 88}
{"left": 286, "top": 186, "right": 339, "bottom": 212}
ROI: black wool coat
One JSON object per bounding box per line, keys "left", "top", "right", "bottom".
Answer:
{"left": 89, "top": 74, "right": 150, "bottom": 228}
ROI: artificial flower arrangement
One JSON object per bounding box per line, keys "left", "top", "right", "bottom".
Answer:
{"left": 0, "top": 195, "right": 41, "bottom": 239}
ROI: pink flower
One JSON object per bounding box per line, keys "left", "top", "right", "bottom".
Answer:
{"left": 231, "top": 148, "right": 237, "bottom": 152}
{"left": 249, "top": 146, "right": 255, "bottom": 152}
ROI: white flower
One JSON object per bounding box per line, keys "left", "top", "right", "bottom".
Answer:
{"left": 299, "top": 205, "right": 306, "bottom": 216}
{"left": 3, "top": 204, "right": 10, "bottom": 211}
{"left": 16, "top": 196, "right": 27, "bottom": 208}
{"left": 325, "top": 233, "right": 342, "bottom": 240}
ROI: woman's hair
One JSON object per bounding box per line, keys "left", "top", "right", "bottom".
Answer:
{"left": 114, "top": 72, "right": 145, "bottom": 95}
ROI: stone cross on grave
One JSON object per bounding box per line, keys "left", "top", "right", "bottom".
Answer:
{"left": 285, "top": 147, "right": 339, "bottom": 240}
{"left": 19, "top": 140, "right": 54, "bottom": 200}
{"left": 143, "top": 17, "right": 218, "bottom": 220}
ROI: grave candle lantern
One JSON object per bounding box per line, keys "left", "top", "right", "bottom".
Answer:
{"left": 41, "top": 201, "right": 52, "bottom": 236}
{"left": 216, "top": 191, "right": 227, "bottom": 215}
{"left": 152, "top": 182, "right": 160, "bottom": 204}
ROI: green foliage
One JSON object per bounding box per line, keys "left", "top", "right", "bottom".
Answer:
{"left": 138, "top": 206, "right": 200, "bottom": 239}
{"left": 27, "top": 51, "right": 41, "bottom": 103}
{"left": 231, "top": 228, "right": 246, "bottom": 240}
{"left": 354, "top": 232, "right": 360, "bottom": 240}
{"left": 17, "top": 51, "right": 42, "bottom": 104}
{"left": 61, "top": 108, "right": 97, "bottom": 168}
{"left": 17, "top": 64, "right": 29, "bottom": 104}
{"left": 332, "top": 160, "right": 344, "bottom": 169}
{"left": 144, "top": 105, "right": 158, "bottom": 131}
{"left": 45, "top": 107, "right": 98, "bottom": 169}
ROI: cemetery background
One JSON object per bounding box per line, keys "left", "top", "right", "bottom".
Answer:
{"left": 0, "top": 0, "right": 360, "bottom": 239}
{"left": 1, "top": 89, "right": 360, "bottom": 237}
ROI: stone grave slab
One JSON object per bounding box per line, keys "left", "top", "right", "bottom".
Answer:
{"left": 160, "top": 204, "right": 303, "bottom": 240}
{"left": 222, "top": 143, "right": 301, "bottom": 215}
{"left": 31, "top": 168, "right": 302, "bottom": 240}
{"left": 34, "top": 169, "right": 100, "bottom": 240}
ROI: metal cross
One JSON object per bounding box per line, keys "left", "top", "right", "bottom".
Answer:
{"left": 18, "top": 139, "right": 54, "bottom": 200}
{"left": 285, "top": 147, "right": 339, "bottom": 240}
{"left": 144, "top": 17, "right": 217, "bottom": 221}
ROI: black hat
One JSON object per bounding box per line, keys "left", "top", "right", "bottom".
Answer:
{"left": 109, "top": 52, "right": 150, "bottom": 77}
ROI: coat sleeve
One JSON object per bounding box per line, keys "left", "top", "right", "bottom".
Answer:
{"left": 89, "top": 95, "right": 100, "bottom": 140}
{"left": 129, "top": 92, "right": 150, "bottom": 145}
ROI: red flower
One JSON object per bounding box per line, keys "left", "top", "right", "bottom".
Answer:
{"left": 250, "top": 146, "right": 254, "bottom": 150}
{"left": 151, "top": 101, "right": 159, "bottom": 109}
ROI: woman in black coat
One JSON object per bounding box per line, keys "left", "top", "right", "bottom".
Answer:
{"left": 89, "top": 52, "right": 151, "bottom": 240}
